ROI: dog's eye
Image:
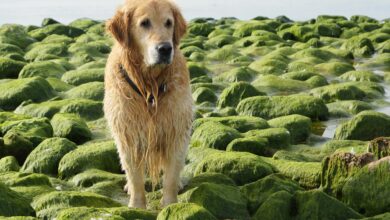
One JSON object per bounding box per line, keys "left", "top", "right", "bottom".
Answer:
{"left": 165, "top": 19, "right": 172, "bottom": 28}
{"left": 140, "top": 19, "right": 151, "bottom": 28}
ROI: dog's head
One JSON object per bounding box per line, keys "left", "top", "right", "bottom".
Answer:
{"left": 107, "top": 0, "right": 187, "bottom": 67}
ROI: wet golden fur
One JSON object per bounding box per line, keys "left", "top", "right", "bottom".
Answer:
{"left": 104, "top": 0, "right": 193, "bottom": 208}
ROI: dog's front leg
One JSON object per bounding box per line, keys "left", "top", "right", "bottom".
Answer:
{"left": 161, "top": 150, "right": 186, "bottom": 207}
{"left": 125, "top": 162, "right": 146, "bottom": 209}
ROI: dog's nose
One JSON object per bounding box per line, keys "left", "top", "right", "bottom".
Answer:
{"left": 157, "top": 43, "right": 172, "bottom": 56}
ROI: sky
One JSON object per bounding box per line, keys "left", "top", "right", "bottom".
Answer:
{"left": 0, "top": 0, "right": 389, "bottom": 25}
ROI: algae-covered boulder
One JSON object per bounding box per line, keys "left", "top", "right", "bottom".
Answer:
{"left": 368, "top": 137, "right": 390, "bottom": 160}
{"left": 217, "top": 82, "right": 264, "bottom": 109}
{"left": 326, "top": 100, "right": 372, "bottom": 117}
{"left": 180, "top": 183, "right": 249, "bottom": 219}
{"left": 309, "top": 83, "right": 367, "bottom": 103}
{"left": 334, "top": 111, "right": 390, "bottom": 141}
{"left": 0, "top": 24, "right": 36, "bottom": 49}
{"left": 0, "top": 57, "right": 25, "bottom": 78}
{"left": 213, "top": 67, "right": 257, "bottom": 83}
{"left": 187, "top": 62, "right": 208, "bottom": 79}
{"left": 194, "top": 151, "right": 274, "bottom": 185}
{"left": 321, "top": 152, "right": 374, "bottom": 198}
{"left": 236, "top": 95, "right": 328, "bottom": 120}
{"left": 320, "top": 139, "right": 368, "bottom": 155}
{"left": 191, "top": 121, "right": 242, "bottom": 150}
{"left": 21, "top": 137, "right": 77, "bottom": 175}
{"left": 0, "top": 182, "right": 35, "bottom": 217}
{"left": 28, "top": 24, "right": 84, "bottom": 41}
{"left": 31, "top": 191, "right": 121, "bottom": 219}
{"left": 341, "top": 36, "right": 375, "bottom": 57}
{"left": 339, "top": 70, "right": 382, "bottom": 82}
{"left": 245, "top": 128, "right": 291, "bottom": 149}
{"left": 64, "top": 81, "right": 104, "bottom": 101}
{"left": 226, "top": 136, "right": 272, "bottom": 156}
{"left": 19, "top": 60, "right": 67, "bottom": 78}
{"left": 51, "top": 113, "right": 91, "bottom": 144}
{"left": 58, "top": 141, "right": 121, "bottom": 179}
{"left": 55, "top": 207, "right": 125, "bottom": 220}
{"left": 182, "top": 172, "right": 236, "bottom": 192}
{"left": 252, "top": 75, "right": 311, "bottom": 93}
{"left": 157, "top": 203, "right": 217, "bottom": 220}
{"left": 192, "top": 115, "right": 269, "bottom": 133}
{"left": 0, "top": 77, "right": 55, "bottom": 110}
{"left": 315, "top": 61, "right": 355, "bottom": 76}
{"left": 69, "top": 18, "right": 100, "bottom": 30}
{"left": 15, "top": 98, "right": 103, "bottom": 120}
{"left": 61, "top": 68, "right": 104, "bottom": 85}
{"left": 268, "top": 114, "right": 312, "bottom": 144}
{"left": 192, "top": 87, "right": 217, "bottom": 104}
{"left": 24, "top": 42, "right": 68, "bottom": 61}
{"left": 188, "top": 23, "right": 215, "bottom": 36}
{"left": 0, "top": 156, "right": 20, "bottom": 173}
{"left": 342, "top": 157, "right": 390, "bottom": 216}
{"left": 252, "top": 190, "right": 293, "bottom": 220}
{"left": 0, "top": 172, "right": 51, "bottom": 188}
{"left": 240, "top": 173, "right": 302, "bottom": 214}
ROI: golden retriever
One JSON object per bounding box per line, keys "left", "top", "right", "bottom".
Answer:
{"left": 103, "top": 0, "right": 193, "bottom": 208}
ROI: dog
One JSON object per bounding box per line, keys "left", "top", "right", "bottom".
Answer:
{"left": 103, "top": 0, "right": 193, "bottom": 209}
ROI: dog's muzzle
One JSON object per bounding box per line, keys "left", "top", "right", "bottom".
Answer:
{"left": 156, "top": 42, "right": 173, "bottom": 64}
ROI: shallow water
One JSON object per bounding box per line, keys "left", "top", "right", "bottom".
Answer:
{"left": 0, "top": 0, "right": 389, "bottom": 25}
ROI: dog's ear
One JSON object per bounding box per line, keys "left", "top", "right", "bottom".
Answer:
{"left": 106, "top": 9, "right": 132, "bottom": 47}
{"left": 171, "top": 4, "right": 187, "bottom": 47}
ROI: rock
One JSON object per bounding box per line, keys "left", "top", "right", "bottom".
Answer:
{"left": 28, "top": 24, "right": 84, "bottom": 41}
{"left": 194, "top": 151, "right": 274, "bottom": 185}
{"left": 217, "top": 82, "right": 263, "bottom": 108}
{"left": 0, "top": 182, "right": 35, "bottom": 217}
{"left": 180, "top": 183, "right": 249, "bottom": 219}
{"left": 19, "top": 60, "right": 66, "bottom": 78}
{"left": 188, "top": 23, "right": 215, "bottom": 36}
{"left": 21, "top": 137, "right": 77, "bottom": 175}
{"left": 309, "top": 83, "right": 366, "bottom": 103}
{"left": 249, "top": 56, "right": 289, "bottom": 75}
{"left": 268, "top": 114, "right": 312, "bottom": 144}
{"left": 58, "top": 141, "right": 121, "bottom": 179}
{"left": 46, "top": 77, "right": 74, "bottom": 92}
{"left": 182, "top": 172, "right": 235, "bottom": 192}
{"left": 55, "top": 207, "right": 125, "bottom": 220}
{"left": 157, "top": 203, "right": 217, "bottom": 220}
{"left": 278, "top": 24, "right": 318, "bottom": 42}
{"left": 234, "top": 21, "right": 274, "bottom": 38}
{"left": 105, "top": 207, "right": 157, "bottom": 220}
{"left": 61, "top": 68, "right": 104, "bottom": 85}
{"left": 70, "top": 169, "right": 125, "bottom": 188}
{"left": 0, "top": 132, "right": 33, "bottom": 163}
{"left": 0, "top": 24, "right": 36, "bottom": 49}
{"left": 41, "top": 34, "right": 73, "bottom": 45}
{"left": 368, "top": 137, "right": 390, "bottom": 159}
{"left": 192, "top": 87, "right": 217, "bottom": 104}
{"left": 0, "top": 172, "right": 51, "bottom": 188}
{"left": 339, "top": 70, "right": 382, "bottom": 82}
{"left": 213, "top": 67, "right": 257, "bottom": 83}
{"left": 320, "top": 140, "right": 368, "bottom": 155}
{"left": 69, "top": 18, "right": 99, "bottom": 30}
{"left": 51, "top": 113, "right": 91, "bottom": 144}
{"left": 334, "top": 111, "right": 390, "bottom": 141}
{"left": 245, "top": 128, "right": 291, "bottom": 149}
{"left": 326, "top": 100, "right": 372, "bottom": 117}
{"left": 0, "top": 156, "right": 20, "bottom": 172}
{"left": 0, "top": 77, "right": 55, "bottom": 110}
{"left": 240, "top": 173, "right": 302, "bottom": 214}
{"left": 31, "top": 191, "right": 121, "bottom": 219}
{"left": 192, "top": 115, "right": 269, "bottom": 133}
{"left": 342, "top": 157, "right": 390, "bottom": 216}
{"left": 187, "top": 62, "right": 208, "bottom": 79}
{"left": 0, "top": 57, "right": 25, "bottom": 78}
{"left": 315, "top": 61, "right": 355, "bottom": 76}
{"left": 191, "top": 121, "right": 242, "bottom": 150}
{"left": 358, "top": 53, "right": 390, "bottom": 72}
{"left": 15, "top": 98, "right": 103, "bottom": 120}
{"left": 226, "top": 136, "right": 272, "bottom": 156}
{"left": 206, "top": 34, "right": 237, "bottom": 48}
{"left": 236, "top": 95, "right": 329, "bottom": 120}
{"left": 262, "top": 157, "right": 321, "bottom": 188}
{"left": 314, "top": 23, "right": 342, "bottom": 37}
{"left": 252, "top": 190, "right": 293, "bottom": 220}
{"left": 252, "top": 75, "right": 310, "bottom": 93}
{"left": 24, "top": 43, "right": 68, "bottom": 61}
{"left": 206, "top": 45, "right": 241, "bottom": 62}
{"left": 321, "top": 152, "right": 374, "bottom": 198}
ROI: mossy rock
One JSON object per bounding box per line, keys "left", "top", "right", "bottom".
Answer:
{"left": 334, "top": 110, "right": 390, "bottom": 141}
{"left": 339, "top": 70, "right": 382, "bottom": 82}
{"left": 15, "top": 98, "right": 103, "bottom": 120}
{"left": 192, "top": 115, "right": 269, "bottom": 133}
{"left": 0, "top": 57, "right": 26, "bottom": 79}
{"left": 24, "top": 43, "right": 68, "bottom": 61}
{"left": 262, "top": 157, "right": 321, "bottom": 188}
{"left": 0, "top": 24, "right": 36, "bottom": 49}
{"left": 0, "top": 77, "right": 55, "bottom": 110}
{"left": 61, "top": 68, "right": 104, "bottom": 85}
{"left": 0, "top": 172, "right": 51, "bottom": 188}
{"left": 41, "top": 34, "right": 73, "bottom": 44}
{"left": 51, "top": 113, "right": 91, "bottom": 144}
{"left": 320, "top": 139, "right": 368, "bottom": 155}
{"left": 0, "top": 156, "right": 20, "bottom": 172}
{"left": 358, "top": 53, "right": 390, "bottom": 72}
{"left": 253, "top": 75, "right": 310, "bottom": 93}
{"left": 55, "top": 207, "right": 125, "bottom": 220}
{"left": 342, "top": 158, "right": 390, "bottom": 216}
{"left": 326, "top": 100, "right": 372, "bottom": 117}
{"left": 28, "top": 24, "right": 84, "bottom": 41}
{"left": 69, "top": 18, "right": 99, "bottom": 30}
{"left": 236, "top": 95, "right": 329, "bottom": 120}
{"left": 192, "top": 87, "right": 217, "bottom": 104}
{"left": 206, "top": 45, "right": 241, "bottom": 62}
{"left": 213, "top": 67, "right": 257, "bottom": 83}
{"left": 315, "top": 61, "right": 355, "bottom": 76}
{"left": 190, "top": 121, "right": 242, "bottom": 150}
{"left": 0, "top": 182, "right": 35, "bottom": 217}
{"left": 105, "top": 207, "right": 157, "bottom": 220}
{"left": 217, "top": 82, "right": 264, "bottom": 108}
{"left": 368, "top": 137, "right": 390, "bottom": 160}
{"left": 46, "top": 77, "right": 74, "bottom": 92}
{"left": 31, "top": 191, "right": 121, "bottom": 219}
{"left": 205, "top": 34, "right": 237, "bottom": 48}
{"left": 268, "top": 114, "right": 312, "bottom": 144}
{"left": 309, "top": 83, "right": 366, "bottom": 103}
{"left": 252, "top": 190, "right": 293, "bottom": 220}
{"left": 58, "top": 141, "right": 121, "bottom": 179}
{"left": 194, "top": 151, "right": 274, "bottom": 185}
{"left": 278, "top": 24, "right": 318, "bottom": 42}
{"left": 21, "top": 137, "right": 77, "bottom": 175}
{"left": 180, "top": 183, "right": 249, "bottom": 219}
{"left": 226, "top": 136, "right": 272, "bottom": 156}
{"left": 182, "top": 172, "right": 235, "bottom": 192}
{"left": 240, "top": 173, "right": 302, "bottom": 214}
{"left": 157, "top": 203, "right": 216, "bottom": 220}
{"left": 291, "top": 48, "right": 344, "bottom": 62}
{"left": 188, "top": 23, "right": 215, "bottom": 36}
{"left": 314, "top": 23, "right": 342, "bottom": 37}
{"left": 19, "top": 60, "right": 67, "bottom": 78}
{"left": 70, "top": 169, "right": 125, "bottom": 188}
{"left": 341, "top": 36, "right": 375, "bottom": 57}
{"left": 245, "top": 128, "right": 291, "bottom": 149}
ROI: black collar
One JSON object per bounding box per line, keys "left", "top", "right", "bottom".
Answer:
{"left": 119, "top": 64, "right": 167, "bottom": 106}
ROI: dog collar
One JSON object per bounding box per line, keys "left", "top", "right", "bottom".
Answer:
{"left": 119, "top": 64, "right": 167, "bottom": 107}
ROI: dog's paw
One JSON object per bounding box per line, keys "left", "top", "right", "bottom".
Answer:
{"left": 123, "top": 183, "right": 128, "bottom": 193}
